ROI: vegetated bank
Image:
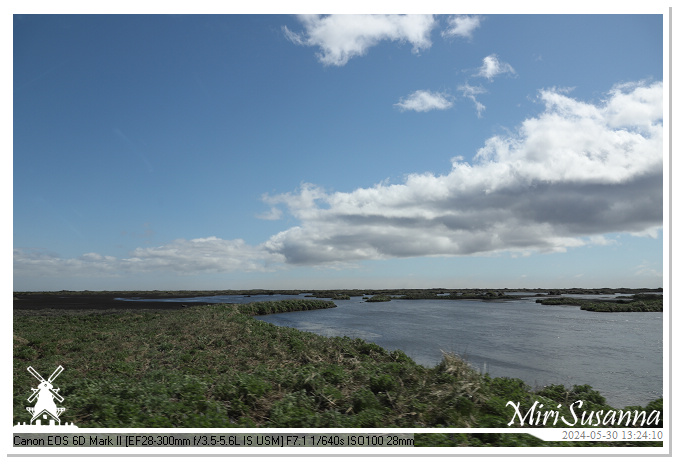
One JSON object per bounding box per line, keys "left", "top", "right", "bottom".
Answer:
{"left": 13, "top": 299, "right": 661, "bottom": 447}
{"left": 536, "top": 293, "right": 663, "bottom": 312}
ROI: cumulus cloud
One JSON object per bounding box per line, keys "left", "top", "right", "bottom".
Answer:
{"left": 604, "top": 81, "right": 664, "bottom": 131}
{"left": 283, "top": 14, "right": 436, "bottom": 66}
{"left": 14, "top": 81, "right": 663, "bottom": 276}
{"left": 476, "top": 54, "right": 516, "bottom": 80}
{"left": 395, "top": 90, "right": 453, "bottom": 112}
{"left": 458, "top": 83, "right": 487, "bottom": 117}
{"left": 262, "top": 81, "right": 663, "bottom": 266}
{"left": 442, "top": 15, "right": 482, "bottom": 39}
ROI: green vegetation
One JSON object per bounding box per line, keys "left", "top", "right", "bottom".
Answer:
{"left": 357, "top": 290, "right": 513, "bottom": 302}
{"left": 236, "top": 299, "right": 336, "bottom": 315}
{"left": 13, "top": 289, "right": 307, "bottom": 298}
{"left": 536, "top": 293, "right": 662, "bottom": 312}
{"left": 365, "top": 294, "right": 392, "bottom": 303}
{"left": 13, "top": 300, "right": 661, "bottom": 446}
{"left": 397, "top": 290, "right": 512, "bottom": 300}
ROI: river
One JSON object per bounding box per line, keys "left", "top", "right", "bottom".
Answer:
{"left": 118, "top": 292, "right": 663, "bottom": 408}
{"left": 254, "top": 294, "right": 662, "bottom": 409}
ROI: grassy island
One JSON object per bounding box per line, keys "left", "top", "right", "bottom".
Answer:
{"left": 536, "top": 293, "right": 663, "bottom": 312}
{"left": 13, "top": 299, "right": 662, "bottom": 447}
{"left": 365, "top": 294, "right": 392, "bottom": 302}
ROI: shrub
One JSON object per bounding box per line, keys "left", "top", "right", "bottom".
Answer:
{"left": 365, "top": 295, "right": 392, "bottom": 303}
{"left": 369, "top": 374, "right": 396, "bottom": 393}
{"left": 269, "top": 392, "right": 321, "bottom": 427}
{"left": 351, "top": 388, "right": 381, "bottom": 414}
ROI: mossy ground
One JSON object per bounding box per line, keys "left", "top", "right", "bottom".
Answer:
{"left": 13, "top": 300, "right": 662, "bottom": 447}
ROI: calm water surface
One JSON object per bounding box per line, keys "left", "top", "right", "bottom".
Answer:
{"left": 254, "top": 295, "right": 662, "bottom": 408}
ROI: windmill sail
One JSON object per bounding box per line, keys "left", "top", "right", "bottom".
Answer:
{"left": 48, "top": 366, "right": 64, "bottom": 383}
{"left": 27, "top": 388, "right": 40, "bottom": 403}
{"left": 50, "top": 389, "right": 64, "bottom": 403}
{"left": 27, "top": 366, "right": 44, "bottom": 383}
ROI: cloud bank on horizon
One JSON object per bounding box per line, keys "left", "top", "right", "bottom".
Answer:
{"left": 14, "top": 79, "right": 663, "bottom": 278}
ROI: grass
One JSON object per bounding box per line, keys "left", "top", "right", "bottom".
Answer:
{"left": 365, "top": 294, "right": 392, "bottom": 303}
{"left": 536, "top": 294, "right": 663, "bottom": 312}
{"left": 13, "top": 300, "right": 662, "bottom": 446}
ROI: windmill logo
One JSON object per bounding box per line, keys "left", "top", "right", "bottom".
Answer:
{"left": 14, "top": 365, "right": 78, "bottom": 429}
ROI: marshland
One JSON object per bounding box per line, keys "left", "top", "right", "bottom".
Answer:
{"left": 13, "top": 289, "right": 663, "bottom": 447}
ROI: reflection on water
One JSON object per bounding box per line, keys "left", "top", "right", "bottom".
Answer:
{"left": 255, "top": 295, "right": 662, "bottom": 408}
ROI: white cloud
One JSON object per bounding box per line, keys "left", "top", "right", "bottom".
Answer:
{"left": 476, "top": 54, "right": 516, "bottom": 81}
{"left": 125, "top": 237, "right": 281, "bottom": 273}
{"left": 395, "top": 90, "right": 453, "bottom": 112}
{"left": 458, "top": 83, "right": 487, "bottom": 117}
{"left": 14, "top": 238, "right": 284, "bottom": 277}
{"left": 283, "top": 14, "right": 436, "bottom": 66}
{"left": 263, "top": 81, "right": 663, "bottom": 266}
{"left": 14, "top": 249, "right": 120, "bottom": 277}
{"left": 442, "top": 15, "right": 482, "bottom": 39}
{"left": 14, "top": 81, "right": 663, "bottom": 276}
{"left": 256, "top": 207, "right": 283, "bottom": 220}
{"left": 634, "top": 262, "right": 662, "bottom": 278}
{"left": 605, "top": 80, "right": 664, "bottom": 131}
{"left": 630, "top": 226, "right": 661, "bottom": 238}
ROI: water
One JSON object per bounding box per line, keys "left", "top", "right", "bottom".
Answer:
{"left": 253, "top": 295, "right": 662, "bottom": 408}
{"left": 122, "top": 293, "right": 663, "bottom": 408}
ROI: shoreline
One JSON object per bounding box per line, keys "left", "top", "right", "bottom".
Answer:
{"left": 13, "top": 299, "right": 662, "bottom": 445}
{"left": 13, "top": 287, "right": 663, "bottom": 315}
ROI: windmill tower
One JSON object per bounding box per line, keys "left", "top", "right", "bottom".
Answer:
{"left": 25, "top": 366, "right": 65, "bottom": 426}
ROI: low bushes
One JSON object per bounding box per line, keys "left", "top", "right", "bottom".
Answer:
{"left": 536, "top": 294, "right": 662, "bottom": 312}
{"left": 13, "top": 299, "right": 662, "bottom": 447}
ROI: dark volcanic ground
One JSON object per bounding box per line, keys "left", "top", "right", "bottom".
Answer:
{"left": 13, "top": 292, "right": 220, "bottom": 316}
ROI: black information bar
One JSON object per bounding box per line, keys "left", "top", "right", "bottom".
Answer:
{"left": 13, "top": 433, "right": 415, "bottom": 447}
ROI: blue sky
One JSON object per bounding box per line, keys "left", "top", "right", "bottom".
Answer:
{"left": 12, "top": 11, "right": 666, "bottom": 291}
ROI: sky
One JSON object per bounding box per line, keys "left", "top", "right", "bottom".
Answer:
{"left": 12, "top": 10, "right": 667, "bottom": 291}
